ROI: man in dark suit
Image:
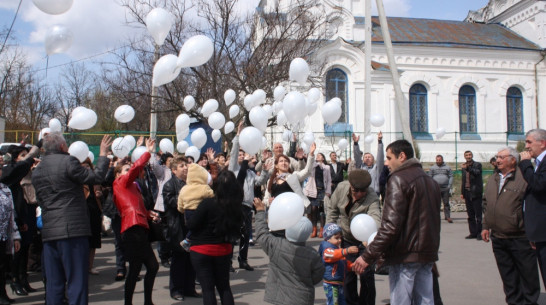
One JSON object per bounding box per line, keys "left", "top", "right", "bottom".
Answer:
{"left": 460, "top": 150, "right": 483, "bottom": 240}
{"left": 519, "top": 128, "right": 546, "bottom": 287}
{"left": 329, "top": 151, "right": 348, "bottom": 193}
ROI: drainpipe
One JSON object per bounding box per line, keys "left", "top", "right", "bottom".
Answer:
{"left": 534, "top": 50, "right": 546, "bottom": 129}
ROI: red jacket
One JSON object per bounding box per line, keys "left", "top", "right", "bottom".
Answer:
{"left": 114, "top": 152, "right": 151, "bottom": 233}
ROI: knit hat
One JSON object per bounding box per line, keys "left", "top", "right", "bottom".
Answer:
{"left": 285, "top": 217, "right": 313, "bottom": 243}
{"left": 323, "top": 223, "right": 342, "bottom": 241}
{"left": 348, "top": 169, "right": 372, "bottom": 190}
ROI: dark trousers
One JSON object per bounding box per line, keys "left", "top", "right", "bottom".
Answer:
{"left": 462, "top": 190, "right": 482, "bottom": 237}
{"left": 342, "top": 239, "right": 375, "bottom": 305}
{"left": 112, "top": 215, "right": 126, "bottom": 275}
{"left": 43, "top": 236, "right": 89, "bottom": 305}
{"left": 12, "top": 243, "right": 30, "bottom": 283}
{"left": 492, "top": 237, "right": 539, "bottom": 305}
{"left": 169, "top": 251, "right": 197, "bottom": 296}
{"left": 440, "top": 189, "right": 450, "bottom": 219}
{"left": 534, "top": 241, "right": 546, "bottom": 292}
{"left": 190, "top": 251, "right": 234, "bottom": 305}
{"left": 122, "top": 226, "right": 159, "bottom": 305}
{"left": 0, "top": 241, "right": 8, "bottom": 298}
{"left": 238, "top": 206, "right": 253, "bottom": 262}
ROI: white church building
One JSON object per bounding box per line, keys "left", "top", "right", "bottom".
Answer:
{"left": 260, "top": 0, "right": 546, "bottom": 163}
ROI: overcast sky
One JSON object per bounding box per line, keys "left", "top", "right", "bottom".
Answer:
{"left": 0, "top": 0, "right": 489, "bottom": 82}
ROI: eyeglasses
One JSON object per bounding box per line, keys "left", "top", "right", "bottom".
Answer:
{"left": 351, "top": 187, "right": 366, "bottom": 193}
{"left": 495, "top": 155, "right": 512, "bottom": 160}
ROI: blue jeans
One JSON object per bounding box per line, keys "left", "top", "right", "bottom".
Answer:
{"left": 389, "top": 262, "right": 433, "bottom": 305}
{"left": 324, "top": 282, "right": 345, "bottom": 305}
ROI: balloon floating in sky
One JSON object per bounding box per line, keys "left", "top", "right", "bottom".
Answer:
{"left": 48, "top": 118, "right": 62, "bottom": 133}
{"left": 68, "top": 141, "right": 89, "bottom": 163}
{"left": 33, "top": 0, "right": 73, "bottom": 15}
{"left": 145, "top": 8, "right": 173, "bottom": 46}
{"left": 159, "top": 138, "right": 174, "bottom": 154}
{"left": 239, "top": 127, "right": 263, "bottom": 155}
{"left": 152, "top": 54, "right": 181, "bottom": 87}
{"left": 68, "top": 106, "right": 97, "bottom": 130}
{"left": 289, "top": 58, "right": 310, "bottom": 86}
{"left": 370, "top": 114, "right": 385, "bottom": 127}
{"left": 44, "top": 24, "right": 73, "bottom": 55}
{"left": 177, "top": 35, "right": 214, "bottom": 68}
{"left": 114, "top": 105, "right": 135, "bottom": 123}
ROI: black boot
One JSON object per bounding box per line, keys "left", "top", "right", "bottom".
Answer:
{"left": 22, "top": 277, "right": 37, "bottom": 293}
{"left": 10, "top": 282, "right": 27, "bottom": 296}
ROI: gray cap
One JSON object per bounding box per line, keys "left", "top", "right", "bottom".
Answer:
{"left": 285, "top": 217, "right": 312, "bottom": 243}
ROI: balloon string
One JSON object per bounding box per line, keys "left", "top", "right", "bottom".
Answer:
{"left": 45, "top": 56, "right": 49, "bottom": 78}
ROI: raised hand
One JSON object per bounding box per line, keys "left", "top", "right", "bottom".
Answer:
{"left": 99, "top": 135, "right": 113, "bottom": 156}
{"left": 352, "top": 133, "right": 360, "bottom": 143}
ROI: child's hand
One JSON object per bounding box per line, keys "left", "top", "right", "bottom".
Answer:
{"left": 347, "top": 246, "right": 358, "bottom": 254}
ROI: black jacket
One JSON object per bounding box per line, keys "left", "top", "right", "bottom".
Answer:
{"left": 31, "top": 152, "right": 109, "bottom": 242}
{"left": 461, "top": 161, "right": 483, "bottom": 199}
{"left": 329, "top": 161, "right": 347, "bottom": 185}
{"left": 162, "top": 176, "right": 186, "bottom": 252}
{"left": 519, "top": 159, "right": 546, "bottom": 242}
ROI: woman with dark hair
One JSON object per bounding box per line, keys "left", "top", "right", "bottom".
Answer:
{"left": 186, "top": 169, "right": 244, "bottom": 305}
{"left": 1, "top": 144, "right": 39, "bottom": 296}
{"left": 81, "top": 158, "right": 103, "bottom": 275}
{"left": 113, "top": 139, "right": 160, "bottom": 305}
{"left": 303, "top": 152, "right": 331, "bottom": 238}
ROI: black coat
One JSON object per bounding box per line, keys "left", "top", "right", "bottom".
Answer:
{"left": 519, "top": 159, "right": 546, "bottom": 242}
{"left": 162, "top": 176, "right": 186, "bottom": 252}
{"left": 329, "top": 161, "right": 347, "bottom": 185}
{"left": 461, "top": 161, "right": 483, "bottom": 199}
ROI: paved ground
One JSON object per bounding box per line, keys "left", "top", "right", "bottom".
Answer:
{"left": 10, "top": 212, "right": 546, "bottom": 304}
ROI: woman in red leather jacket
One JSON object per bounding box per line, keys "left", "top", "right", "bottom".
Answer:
{"left": 113, "top": 138, "right": 160, "bottom": 305}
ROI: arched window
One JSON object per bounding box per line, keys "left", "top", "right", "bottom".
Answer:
{"left": 459, "top": 85, "right": 477, "bottom": 134}
{"left": 325, "top": 68, "right": 348, "bottom": 123}
{"left": 506, "top": 87, "right": 523, "bottom": 134}
{"left": 409, "top": 84, "right": 428, "bottom": 133}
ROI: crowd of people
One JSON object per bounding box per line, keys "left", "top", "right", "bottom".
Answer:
{"left": 0, "top": 127, "right": 545, "bottom": 305}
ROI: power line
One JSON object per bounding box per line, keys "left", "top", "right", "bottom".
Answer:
{"left": 0, "top": 0, "right": 23, "bottom": 55}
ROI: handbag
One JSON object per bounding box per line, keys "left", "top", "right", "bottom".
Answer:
{"left": 148, "top": 219, "right": 166, "bottom": 242}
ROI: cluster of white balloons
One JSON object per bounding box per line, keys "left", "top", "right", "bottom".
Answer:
{"left": 34, "top": 0, "right": 74, "bottom": 55}
{"left": 68, "top": 107, "right": 97, "bottom": 130}
{"left": 350, "top": 214, "right": 378, "bottom": 244}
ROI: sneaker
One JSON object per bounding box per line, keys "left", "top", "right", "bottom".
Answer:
{"left": 181, "top": 239, "right": 191, "bottom": 252}
{"left": 249, "top": 239, "right": 255, "bottom": 246}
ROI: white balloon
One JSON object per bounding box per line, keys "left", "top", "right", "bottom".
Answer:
{"left": 145, "top": 8, "right": 173, "bottom": 46}
{"left": 224, "top": 121, "right": 235, "bottom": 134}
{"left": 262, "top": 105, "right": 273, "bottom": 118}
{"left": 306, "top": 99, "right": 318, "bottom": 116}
{"left": 370, "top": 114, "right": 385, "bottom": 127}
{"left": 289, "top": 58, "right": 310, "bottom": 86}
{"left": 176, "top": 114, "right": 191, "bottom": 132}
{"left": 159, "top": 138, "right": 174, "bottom": 154}
{"left": 112, "top": 137, "right": 131, "bottom": 158}
{"left": 331, "top": 97, "right": 342, "bottom": 107}
{"left": 367, "top": 231, "right": 377, "bottom": 245}
{"left": 177, "top": 35, "right": 214, "bottom": 68}
{"left": 300, "top": 142, "right": 309, "bottom": 154}
{"left": 114, "top": 105, "right": 135, "bottom": 123}
{"left": 201, "top": 99, "right": 219, "bottom": 117}
{"left": 350, "top": 214, "right": 377, "bottom": 242}
{"left": 276, "top": 110, "right": 287, "bottom": 126}
{"left": 123, "top": 135, "right": 136, "bottom": 151}
{"left": 131, "top": 146, "right": 148, "bottom": 163}
{"left": 44, "top": 24, "right": 73, "bottom": 55}
{"left": 239, "top": 127, "right": 263, "bottom": 155}
{"left": 283, "top": 91, "right": 306, "bottom": 125}
{"left": 177, "top": 128, "right": 190, "bottom": 142}
{"left": 32, "top": 0, "right": 73, "bottom": 15}
{"left": 364, "top": 135, "right": 374, "bottom": 144}
{"left": 68, "top": 107, "right": 97, "bottom": 130}
{"left": 229, "top": 105, "right": 240, "bottom": 119}
{"left": 190, "top": 128, "right": 207, "bottom": 149}
{"left": 282, "top": 130, "right": 292, "bottom": 142}
{"left": 338, "top": 138, "right": 348, "bottom": 151}
{"left": 436, "top": 127, "right": 446, "bottom": 140}
{"left": 243, "top": 95, "right": 255, "bottom": 111}
{"left": 253, "top": 89, "right": 267, "bottom": 105}
{"left": 152, "top": 54, "right": 181, "bottom": 87}
{"left": 303, "top": 131, "right": 314, "bottom": 146}
{"left": 273, "top": 85, "right": 287, "bottom": 102}
{"left": 208, "top": 112, "right": 226, "bottom": 130}
{"left": 268, "top": 192, "right": 305, "bottom": 231}
{"left": 272, "top": 101, "right": 283, "bottom": 115}
{"left": 212, "top": 129, "right": 221, "bottom": 142}
{"left": 87, "top": 151, "right": 94, "bottom": 163}
{"left": 183, "top": 95, "right": 195, "bottom": 110}
{"left": 185, "top": 146, "right": 200, "bottom": 162}
{"left": 176, "top": 141, "right": 189, "bottom": 153}
{"left": 321, "top": 100, "right": 342, "bottom": 125}
{"left": 48, "top": 118, "right": 62, "bottom": 133}
{"left": 39, "top": 128, "right": 51, "bottom": 140}
{"left": 224, "top": 89, "right": 236, "bottom": 106}
{"left": 249, "top": 106, "right": 268, "bottom": 132}
{"left": 68, "top": 141, "right": 89, "bottom": 163}
{"left": 261, "top": 136, "right": 268, "bottom": 149}
{"left": 307, "top": 88, "right": 322, "bottom": 103}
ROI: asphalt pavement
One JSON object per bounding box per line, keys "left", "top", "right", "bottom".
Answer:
{"left": 9, "top": 212, "right": 546, "bottom": 305}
